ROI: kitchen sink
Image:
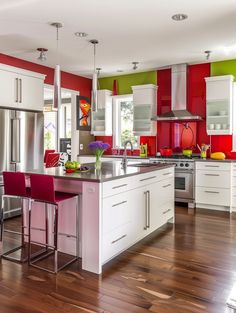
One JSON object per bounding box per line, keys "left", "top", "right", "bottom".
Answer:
{"left": 127, "top": 162, "right": 161, "bottom": 167}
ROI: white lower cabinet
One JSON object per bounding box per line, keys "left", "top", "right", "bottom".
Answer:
{"left": 101, "top": 167, "right": 175, "bottom": 264}
{"left": 195, "top": 161, "right": 232, "bottom": 211}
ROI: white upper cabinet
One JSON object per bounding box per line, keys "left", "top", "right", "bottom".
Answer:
{"left": 0, "top": 64, "right": 45, "bottom": 111}
{"left": 91, "top": 89, "right": 112, "bottom": 136}
{"left": 131, "top": 84, "right": 157, "bottom": 136}
{"left": 205, "top": 75, "right": 235, "bottom": 135}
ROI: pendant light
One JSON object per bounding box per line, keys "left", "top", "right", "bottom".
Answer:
{"left": 90, "top": 39, "right": 99, "bottom": 112}
{"left": 51, "top": 22, "right": 63, "bottom": 111}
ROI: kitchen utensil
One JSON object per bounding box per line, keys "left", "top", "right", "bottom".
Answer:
{"left": 182, "top": 149, "right": 192, "bottom": 157}
{"left": 160, "top": 148, "right": 173, "bottom": 157}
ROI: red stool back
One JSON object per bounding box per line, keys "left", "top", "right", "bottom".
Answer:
{"left": 45, "top": 153, "right": 60, "bottom": 168}
{"left": 3, "top": 172, "right": 28, "bottom": 197}
{"left": 30, "top": 174, "right": 55, "bottom": 203}
{"left": 44, "top": 149, "right": 55, "bottom": 163}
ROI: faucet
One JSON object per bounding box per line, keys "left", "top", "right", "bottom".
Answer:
{"left": 121, "top": 140, "right": 134, "bottom": 168}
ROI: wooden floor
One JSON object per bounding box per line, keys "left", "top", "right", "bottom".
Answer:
{"left": 1, "top": 206, "right": 236, "bottom": 313}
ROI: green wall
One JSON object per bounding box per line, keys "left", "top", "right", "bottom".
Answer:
{"left": 99, "top": 71, "right": 157, "bottom": 95}
{"left": 211, "top": 59, "right": 236, "bottom": 81}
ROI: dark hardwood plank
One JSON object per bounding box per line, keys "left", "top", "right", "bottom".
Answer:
{"left": 0, "top": 206, "right": 236, "bottom": 313}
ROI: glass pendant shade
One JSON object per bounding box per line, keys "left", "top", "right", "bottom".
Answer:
{"left": 53, "top": 64, "right": 61, "bottom": 111}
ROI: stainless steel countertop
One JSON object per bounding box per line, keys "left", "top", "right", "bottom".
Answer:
{"left": 23, "top": 161, "right": 174, "bottom": 183}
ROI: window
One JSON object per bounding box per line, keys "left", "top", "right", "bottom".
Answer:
{"left": 43, "top": 87, "right": 72, "bottom": 151}
{"left": 113, "top": 95, "right": 139, "bottom": 148}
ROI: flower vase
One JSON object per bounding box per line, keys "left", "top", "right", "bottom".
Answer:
{"left": 95, "top": 156, "right": 102, "bottom": 170}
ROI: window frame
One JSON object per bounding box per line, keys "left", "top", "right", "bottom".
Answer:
{"left": 112, "top": 94, "right": 139, "bottom": 149}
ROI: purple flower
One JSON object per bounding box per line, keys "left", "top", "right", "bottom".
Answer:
{"left": 88, "top": 141, "right": 110, "bottom": 157}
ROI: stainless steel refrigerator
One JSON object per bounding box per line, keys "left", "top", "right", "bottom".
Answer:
{"left": 0, "top": 108, "right": 44, "bottom": 218}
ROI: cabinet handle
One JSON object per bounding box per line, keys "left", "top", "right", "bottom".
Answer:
{"left": 58, "top": 232, "right": 76, "bottom": 239}
{"left": 15, "top": 78, "right": 18, "bottom": 102}
{"left": 205, "top": 165, "right": 219, "bottom": 168}
{"left": 204, "top": 190, "right": 220, "bottom": 194}
{"left": 204, "top": 174, "right": 220, "bottom": 177}
{"left": 111, "top": 234, "right": 127, "bottom": 244}
{"left": 163, "top": 172, "right": 171, "bottom": 176}
{"left": 112, "top": 183, "right": 127, "bottom": 189}
{"left": 162, "top": 184, "right": 171, "bottom": 188}
{"left": 140, "top": 176, "right": 156, "bottom": 182}
{"left": 19, "top": 78, "right": 22, "bottom": 103}
{"left": 144, "top": 191, "right": 148, "bottom": 230}
{"left": 112, "top": 200, "right": 127, "bottom": 207}
{"left": 163, "top": 208, "right": 171, "bottom": 215}
{"left": 147, "top": 190, "right": 150, "bottom": 228}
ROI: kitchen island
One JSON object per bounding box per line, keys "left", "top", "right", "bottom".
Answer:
{"left": 26, "top": 161, "right": 175, "bottom": 274}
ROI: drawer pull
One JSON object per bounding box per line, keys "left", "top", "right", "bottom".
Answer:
{"left": 140, "top": 176, "right": 156, "bottom": 182}
{"left": 204, "top": 174, "right": 220, "bottom": 177}
{"left": 204, "top": 190, "right": 220, "bottom": 194}
{"left": 111, "top": 234, "right": 127, "bottom": 244}
{"left": 112, "top": 200, "right": 127, "bottom": 207}
{"left": 58, "top": 232, "right": 76, "bottom": 238}
{"left": 163, "top": 208, "right": 171, "bottom": 215}
{"left": 205, "top": 165, "right": 219, "bottom": 168}
{"left": 162, "top": 184, "right": 171, "bottom": 188}
{"left": 112, "top": 183, "right": 127, "bottom": 189}
{"left": 163, "top": 172, "right": 171, "bottom": 176}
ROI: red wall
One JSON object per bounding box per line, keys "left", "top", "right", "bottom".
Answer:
{"left": 0, "top": 53, "right": 92, "bottom": 97}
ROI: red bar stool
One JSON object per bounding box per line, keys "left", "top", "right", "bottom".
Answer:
{"left": 28, "top": 174, "right": 79, "bottom": 273}
{"left": 0, "top": 172, "right": 30, "bottom": 262}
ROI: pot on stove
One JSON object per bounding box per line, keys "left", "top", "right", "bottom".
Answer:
{"left": 160, "top": 147, "right": 173, "bottom": 157}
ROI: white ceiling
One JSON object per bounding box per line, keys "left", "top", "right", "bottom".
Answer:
{"left": 1, "top": 0, "right": 236, "bottom": 78}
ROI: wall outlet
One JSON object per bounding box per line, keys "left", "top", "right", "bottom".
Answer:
{"left": 80, "top": 144, "right": 83, "bottom": 150}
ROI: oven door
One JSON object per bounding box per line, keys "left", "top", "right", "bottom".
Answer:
{"left": 175, "top": 170, "right": 194, "bottom": 200}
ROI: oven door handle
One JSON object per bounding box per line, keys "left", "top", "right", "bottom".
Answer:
{"left": 175, "top": 170, "right": 194, "bottom": 174}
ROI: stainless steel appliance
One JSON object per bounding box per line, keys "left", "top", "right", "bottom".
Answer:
{"left": 0, "top": 108, "right": 44, "bottom": 218}
{"left": 150, "top": 155, "right": 196, "bottom": 208}
{"left": 151, "top": 64, "right": 202, "bottom": 122}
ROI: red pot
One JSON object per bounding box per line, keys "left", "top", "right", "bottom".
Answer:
{"left": 160, "top": 148, "right": 173, "bottom": 157}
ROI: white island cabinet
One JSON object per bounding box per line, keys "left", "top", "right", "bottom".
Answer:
{"left": 101, "top": 167, "right": 174, "bottom": 265}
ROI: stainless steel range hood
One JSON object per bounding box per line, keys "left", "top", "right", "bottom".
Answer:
{"left": 151, "top": 64, "right": 202, "bottom": 121}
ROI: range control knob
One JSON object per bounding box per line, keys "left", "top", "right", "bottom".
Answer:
{"left": 185, "top": 163, "right": 189, "bottom": 167}
{"left": 180, "top": 163, "right": 184, "bottom": 167}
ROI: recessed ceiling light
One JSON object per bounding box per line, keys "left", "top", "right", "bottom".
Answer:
{"left": 132, "top": 62, "right": 139, "bottom": 70}
{"left": 172, "top": 13, "right": 188, "bottom": 21}
{"left": 204, "top": 50, "right": 211, "bottom": 60}
{"left": 75, "top": 32, "right": 88, "bottom": 37}
{"left": 117, "top": 69, "right": 123, "bottom": 73}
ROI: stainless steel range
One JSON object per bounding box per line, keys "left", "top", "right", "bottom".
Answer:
{"left": 149, "top": 156, "right": 196, "bottom": 208}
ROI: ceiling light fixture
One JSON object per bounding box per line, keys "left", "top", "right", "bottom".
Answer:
{"left": 50, "top": 22, "right": 63, "bottom": 113}
{"left": 75, "top": 32, "right": 88, "bottom": 38}
{"left": 172, "top": 13, "right": 188, "bottom": 21}
{"left": 117, "top": 69, "right": 124, "bottom": 73}
{"left": 37, "top": 48, "right": 48, "bottom": 62}
{"left": 90, "top": 39, "right": 99, "bottom": 112}
{"left": 204, "top": 50, "right": 211, "bottom": 60}
{"left": 132, "top": 62, "right": 139, "bottom": 70}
